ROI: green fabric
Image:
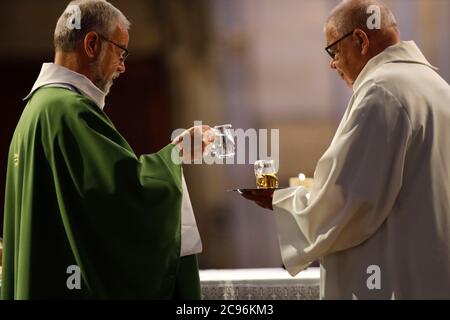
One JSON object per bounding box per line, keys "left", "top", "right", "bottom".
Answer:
{"left": 173, "top": 255, "right": 201, "bottom": 300}
{"left": 1, "top": 87, "right": 194, "bottom": 299}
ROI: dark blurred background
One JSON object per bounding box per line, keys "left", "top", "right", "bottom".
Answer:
{"left": 1, "top": 0, "right": 449, "bottom": 269}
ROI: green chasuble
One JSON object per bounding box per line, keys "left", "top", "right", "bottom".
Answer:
{"left": 1, "top": 87, "right": 199, "bottom": 299}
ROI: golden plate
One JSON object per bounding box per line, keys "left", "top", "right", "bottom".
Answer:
{"left": 228, "top": 188, "right": 278, "bottom": 196}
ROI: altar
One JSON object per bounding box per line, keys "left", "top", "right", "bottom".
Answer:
{"left": 199, "top": 267, "right": 320, "bottom": 300}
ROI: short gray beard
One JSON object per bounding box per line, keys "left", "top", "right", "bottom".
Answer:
{"left": 91, "top": 47, "right": 114, "bottom": 95}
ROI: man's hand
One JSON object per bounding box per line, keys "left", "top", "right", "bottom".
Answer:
{"left": 171, "top": 125, "right": 215, "bottom": 163}
{"left": 240, "top": 189, "right": 274, "bottom": 210}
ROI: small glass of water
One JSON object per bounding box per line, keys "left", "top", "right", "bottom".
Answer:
{"left": 254, "top": 160, "right": 279, "bottom": 189}
{"left": 210, "top": 124, "right": 235, "bottom": 158}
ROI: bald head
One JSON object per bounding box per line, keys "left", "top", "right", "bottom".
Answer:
{"left": 327, "top": 0, "right": 400, "bottom": 46}
{"left": 324, "top": 0, "right": 401, "bottom": 87}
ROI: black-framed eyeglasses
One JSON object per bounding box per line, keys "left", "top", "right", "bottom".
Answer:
{"left": 324, "top": 30, "right": 354, "bottom": 59}
{"left": 98, "top": 33, "right": 129, "bottom": 61}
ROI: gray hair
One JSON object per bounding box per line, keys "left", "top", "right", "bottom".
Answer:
{"left": 327, "top": 0, "right": 398, "bottom": 36}
{"left": 54, "top": 0, "right": 131, "bottom": 52}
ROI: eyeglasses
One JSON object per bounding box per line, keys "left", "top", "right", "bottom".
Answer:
{"left": 98, "top": 33, "right": 129, "bottom": 61}
{"left": 324, "top": 30, "right": 354, "bottom": 59}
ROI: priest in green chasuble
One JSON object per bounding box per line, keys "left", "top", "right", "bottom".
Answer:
{"left": 1, "top": 0, "right": 213, "bottom": 299}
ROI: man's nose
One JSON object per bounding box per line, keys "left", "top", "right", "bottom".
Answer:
{"left": 118, "top": 60, "right": 126, "bottom": 73}
{"left": 330, "top": 59, "right": 337, "bottom": 69}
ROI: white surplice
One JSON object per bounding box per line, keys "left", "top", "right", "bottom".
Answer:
{"left": 273, "top": 41, "right": 450, "bottom": 299}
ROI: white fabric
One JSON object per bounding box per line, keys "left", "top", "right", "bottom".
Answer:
{"left": 25, "top": 63, "right": 202, "bottom": 257}
{"left": 273, "top": 41, "right": 450, "bottom": 299}
{"left": 180, "top": 172, "right": 203, "bottom": 256}
{"left": 24, "top": 63, "right": 106, "bottom": 109}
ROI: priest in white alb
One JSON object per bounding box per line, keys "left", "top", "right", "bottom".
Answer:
{"left": 242, "top": 0, "right": 450, "bottom": 299}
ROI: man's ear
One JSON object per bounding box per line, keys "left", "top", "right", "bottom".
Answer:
{"left": 83, "top": 32, "right": 101, "bottom": 60}
{"left": 354, "top": 29, "right": 369, "bottom": 55}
